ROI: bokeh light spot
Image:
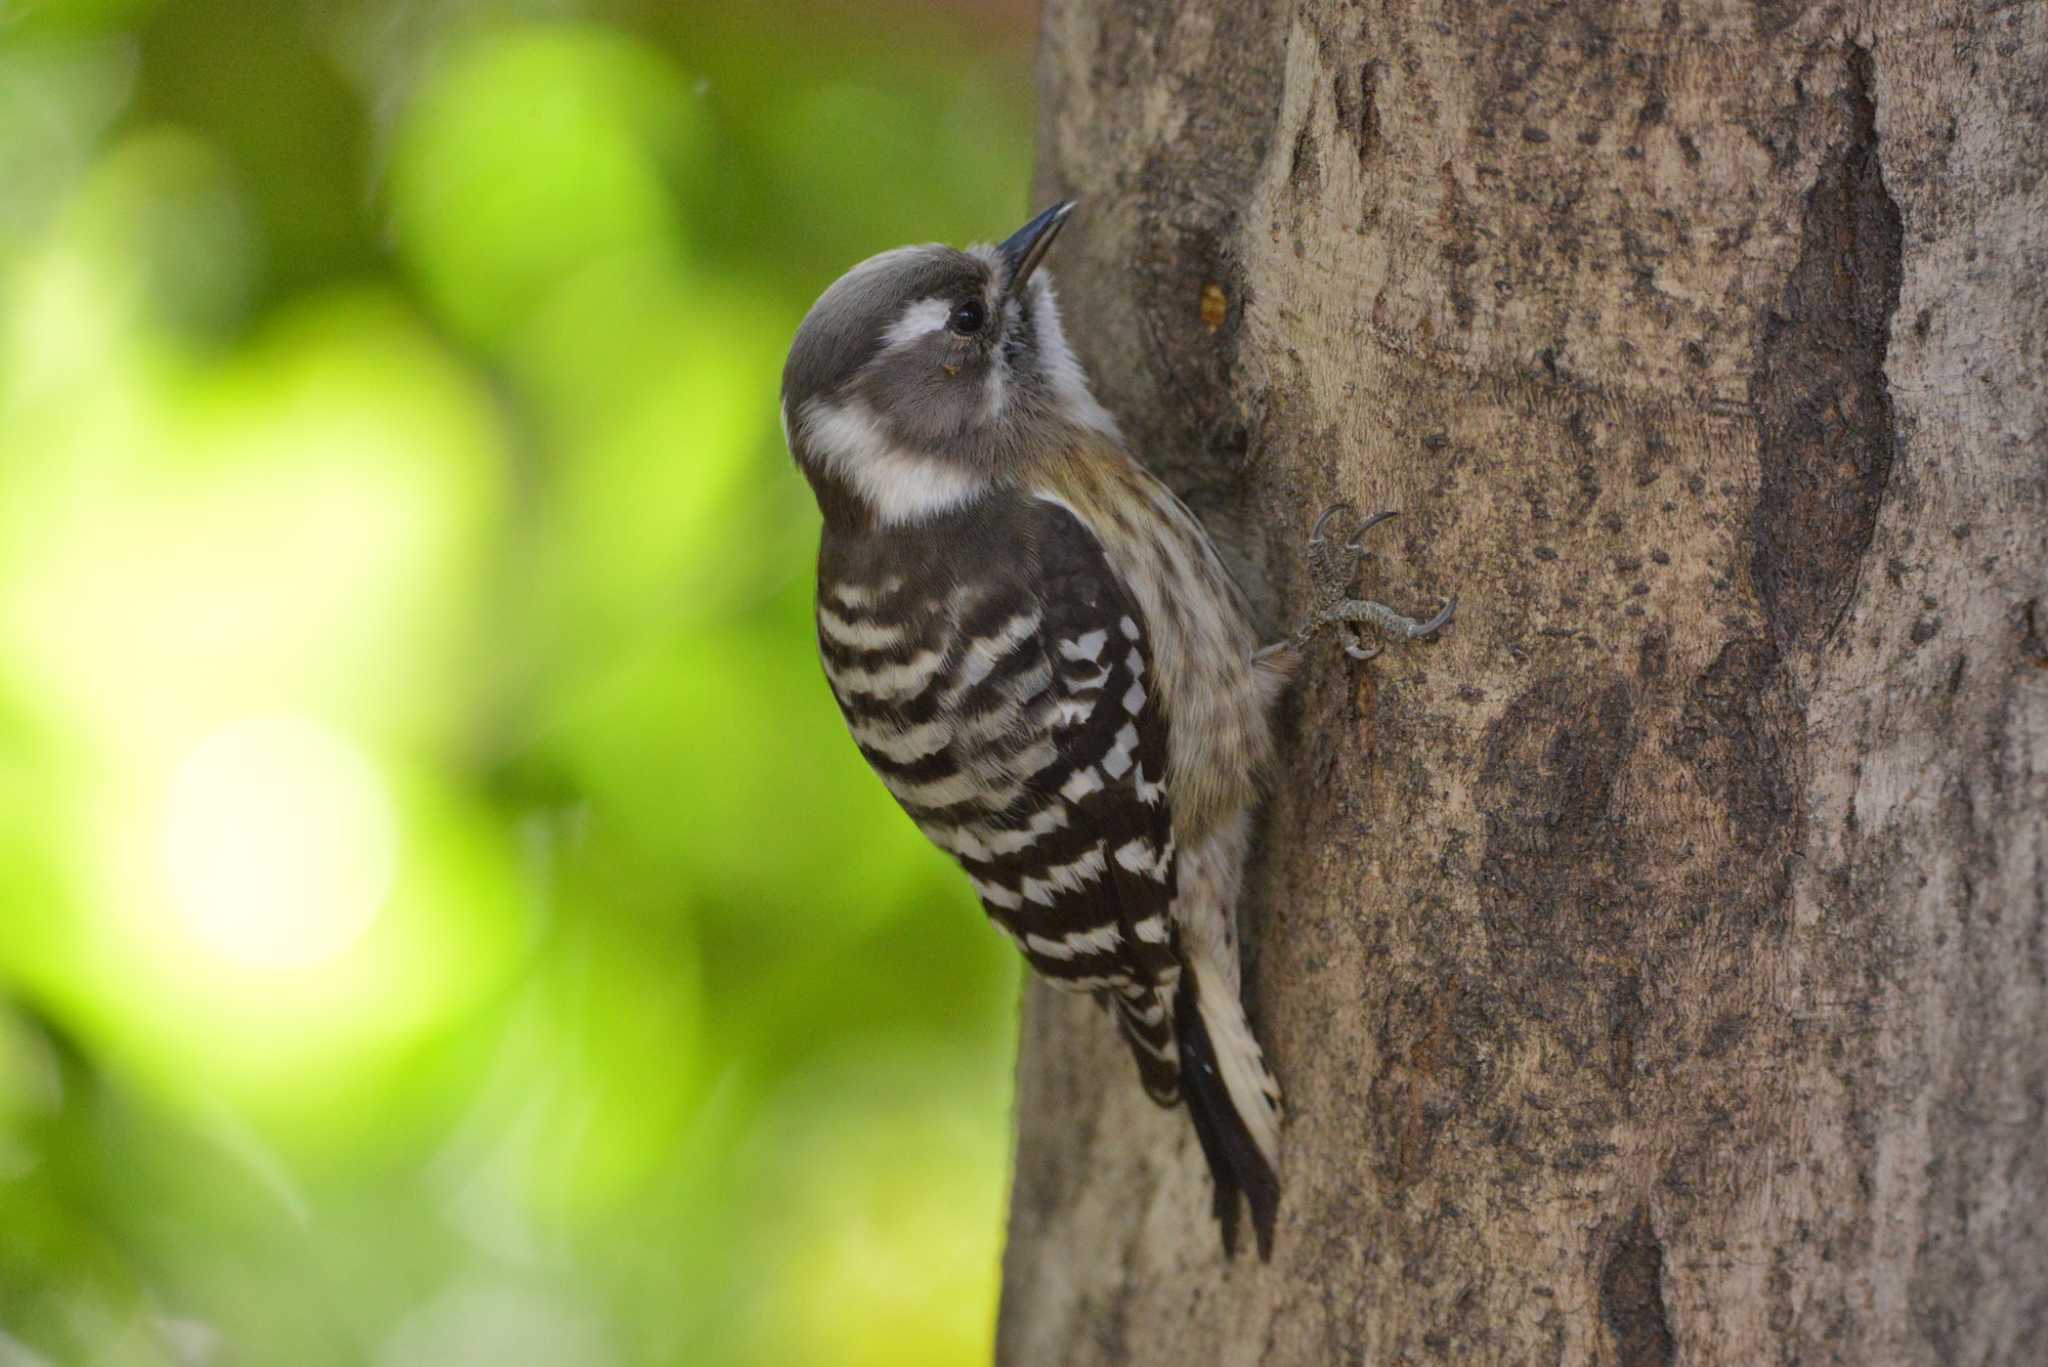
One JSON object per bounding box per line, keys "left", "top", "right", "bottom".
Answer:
{"left": 163, "top": 716, "right": 397, "bottom": 971}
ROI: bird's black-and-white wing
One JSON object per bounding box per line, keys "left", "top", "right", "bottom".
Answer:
{"left": 989, "top": 497, "right": 1185, "bottom": 1100}
{"left": 816, "top": 494, "right": 1276, "bottom": 1254}
{"left": 815, "top": 497, "right": 1180, "bottom": 1093}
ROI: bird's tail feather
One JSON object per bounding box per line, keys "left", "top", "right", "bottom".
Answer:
{"left": 1111, "top": 986, "right": 1183, "bottom": 1106}
{"left": 1174, "top": 961, "right": 1281, "bottom": 1260}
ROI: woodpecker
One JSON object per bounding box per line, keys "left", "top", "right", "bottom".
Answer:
{"left": 780, "top": 201, "right": 1454, "bottom": 1259}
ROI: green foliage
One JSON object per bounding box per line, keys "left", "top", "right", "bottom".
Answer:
{"left": 0, "top": 2, "right": 1035, "bottom": 1361}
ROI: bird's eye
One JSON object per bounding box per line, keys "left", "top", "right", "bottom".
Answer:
{"left": 949, "top": 299, "right": 988, "bottom": 335}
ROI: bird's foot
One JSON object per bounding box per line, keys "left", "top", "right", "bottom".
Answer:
{"left": 1282, "top": 502, "right": 1456, "bottom": 662}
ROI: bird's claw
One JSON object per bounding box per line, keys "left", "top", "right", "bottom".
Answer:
{"left": 1310, "top": 501, "right": 1399, "bottom": 552}
{"left": 1290, "top": 503, "right": 1455, "bottom": 660}
{"left": 1306, "top": 503, "right": 1397, "bottom": 591}
{"left": 1413, "top": 595, "right": 1458, "bottom": 638}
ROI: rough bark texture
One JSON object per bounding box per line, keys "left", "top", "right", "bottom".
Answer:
{"left": 998, "top": 3, "right": 2048, "bottom": 1363}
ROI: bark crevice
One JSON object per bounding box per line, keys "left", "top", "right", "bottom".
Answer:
{"left": 1749, "top": 42, "right": 1904, "bottom": 653}
{"left": 1599, "top": 1208, "right": 1676, "bottom": 1367}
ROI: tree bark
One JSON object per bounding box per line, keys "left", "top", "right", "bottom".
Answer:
{"left": 997, "top": 2, "right": 2047, "bottom": 1363}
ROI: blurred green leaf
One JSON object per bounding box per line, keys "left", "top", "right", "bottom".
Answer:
{"left": 391, "top": 24, "right": 706, "bottom": 348}
{"left": 0, "top": 4, "right": 1036, "bottom": 1362}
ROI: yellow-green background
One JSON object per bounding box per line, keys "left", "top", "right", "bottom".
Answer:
{"left": 0, "top": 1, "right": 1034, "bottom": 1361}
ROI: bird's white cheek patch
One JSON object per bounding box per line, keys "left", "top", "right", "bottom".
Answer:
{"left": 800, "top": 398, "right": 987, "bottom": 526}
{"left": 1030, "top": 275, "right": 1122, "bottom": 440}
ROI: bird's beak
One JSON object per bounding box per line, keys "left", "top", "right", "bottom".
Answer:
{"left": 998, "top": 200, "right": 1076, "bottom": 294}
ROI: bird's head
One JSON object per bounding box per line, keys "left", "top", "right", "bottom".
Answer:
{"left": 780, "top": 201, "right": 1117, "bottom": 529}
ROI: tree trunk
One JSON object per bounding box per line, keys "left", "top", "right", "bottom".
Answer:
{"left": 997, "top": 2, "right": 2047, "bottom": 1363}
